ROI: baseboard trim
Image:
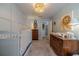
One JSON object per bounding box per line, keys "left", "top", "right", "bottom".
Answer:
{"left": 22, "top": 41, "right": 32, "bottom": 56}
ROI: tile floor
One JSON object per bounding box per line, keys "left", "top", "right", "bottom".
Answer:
{"left": 28, "top": 39, "right": 56, "bottom": 56}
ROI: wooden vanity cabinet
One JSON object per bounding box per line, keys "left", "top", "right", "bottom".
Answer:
{"left": 50, "top": 34, "right": 63, "bottom": 55}
{"left": 32, "top": 29, "right": 38, "bottom": 40}
{"left": 50, "top": 34, "right": 78, "bottom": 56}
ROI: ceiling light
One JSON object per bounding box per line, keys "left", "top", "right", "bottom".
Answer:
{"left": 33, "top": 3, "right": 46, "bottom": 13}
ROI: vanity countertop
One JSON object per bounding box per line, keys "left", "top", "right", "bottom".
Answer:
{"left": 50, "top": 32, "right": 78, "bottom": 40}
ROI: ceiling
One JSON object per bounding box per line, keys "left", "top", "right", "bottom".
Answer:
{"left": 16, "top": 3, "right": 68, "bottom": 19}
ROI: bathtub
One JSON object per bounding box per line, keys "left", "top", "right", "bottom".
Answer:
{"left": 20, "top": 29, "right": 32, "bottom": 56}
{"left": 0, "top": 30, "right": 32, "bottom": 56}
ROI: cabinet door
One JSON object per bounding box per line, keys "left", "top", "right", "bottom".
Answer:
{"left": 32, "top": 30, "right": 38, "bottom": 40}
{"left": 63, "top": 40, "right": 78, "bottom": 55}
